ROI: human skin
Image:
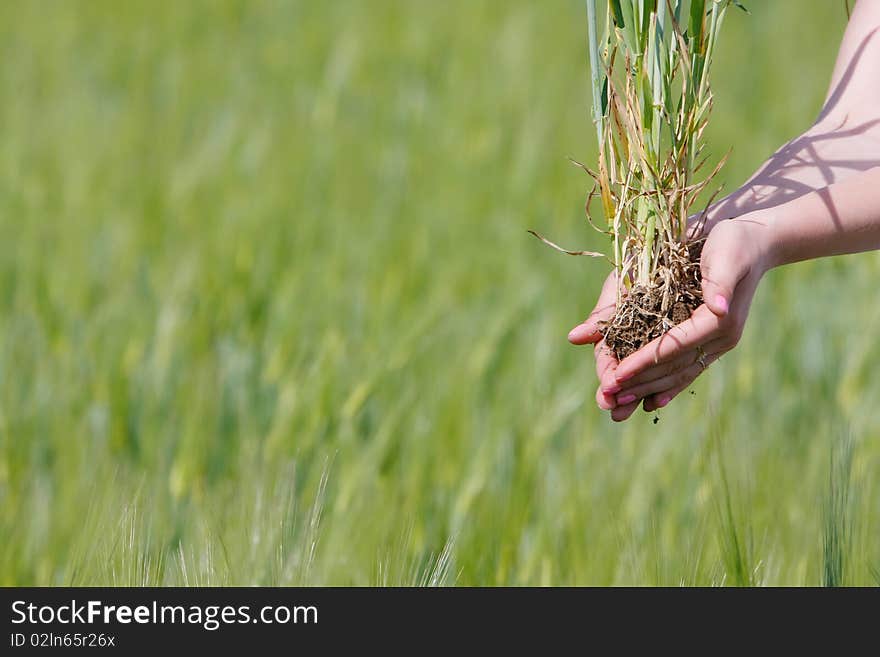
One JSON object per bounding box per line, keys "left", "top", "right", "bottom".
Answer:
{"left": 567, "top": 0, "right": 880, "bottom": 421}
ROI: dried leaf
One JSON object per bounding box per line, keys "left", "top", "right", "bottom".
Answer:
{"left": 528, "top": 231, "right": 607, "bottom": 259}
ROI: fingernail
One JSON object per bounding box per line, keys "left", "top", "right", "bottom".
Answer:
{"left": 602, "top": 383, "right": 622, "bottom": 395}
{"left": 656, "top": 395, "right": 671, "bottom": 408}
{"left": 617, "top": 393, "right": 637, "bottom": 405}
{"left": 615, "top": 370, "right": 634, "bottom": 383}
{"left": 715, "top": 295, "right": 729, "bottom": 315}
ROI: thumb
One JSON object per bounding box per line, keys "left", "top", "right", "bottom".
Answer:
{"left": 568, "top": 272, "right": 618, "bottom": 345}
{"left": 700, "top": 244, "right": 746, "bottom": 318}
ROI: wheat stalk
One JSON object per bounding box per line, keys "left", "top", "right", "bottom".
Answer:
{"left": 584, "top": 0, "right": 743, "bottom": 295}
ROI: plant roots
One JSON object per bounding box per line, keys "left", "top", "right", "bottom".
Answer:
{"left": 600, "top": 240, "right": 704, "bottom": 361}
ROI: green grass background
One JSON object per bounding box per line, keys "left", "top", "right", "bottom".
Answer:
{"left": 1, "top": 0, "right": 878, "bottom": 586}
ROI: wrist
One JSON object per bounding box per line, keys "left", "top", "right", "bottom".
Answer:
{"left": 747, "top": 197, "right": 820, "bottom": 270}
{"left": 725, "top": 211, "right": 780, "bottom": 275}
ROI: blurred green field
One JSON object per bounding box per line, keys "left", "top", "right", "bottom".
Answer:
{"left": 1, "top": 0, "right": 878, "bottom": 586}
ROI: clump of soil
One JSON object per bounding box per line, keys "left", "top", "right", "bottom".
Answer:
{"left": 601, "top": 240, "right": 704, "bottom": 361}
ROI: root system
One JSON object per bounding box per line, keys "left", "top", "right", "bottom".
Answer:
{"left": 600, "top": 240, "right": 704, "bottom": 361}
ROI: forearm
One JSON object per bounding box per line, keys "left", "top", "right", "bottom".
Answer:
{"left": 702, "top": 124, "right": 880, "bottom": 228}
{"left": 702, "top": 0, "right": 880, "bottom": 229}
{"left": 821, "top": 0, "right": 880, "bottom": 125}
{"left": 757, "top": 166, "right": 880, "bottom": 268}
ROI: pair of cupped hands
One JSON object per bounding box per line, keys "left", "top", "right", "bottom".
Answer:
{"left": 567, "top": 217, "right": 769, "bottom": 421}
{"left": 566, "top": 113, "right": 880, "bottom": 421}
{"left": 565, "top": 1, "right": 880, "bottom": 420}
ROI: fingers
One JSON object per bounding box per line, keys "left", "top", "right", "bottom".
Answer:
{"left": 598, "top": 339, "right": 722, "bottom": 422}
{"left": 614, "top": 335, "right": 730, "bottom": 392}
{"left": 611, "top": 399, "right": 641, "bottom": 422}
{"left": 614, "top": 304, "right": 722, "bottom": 383}
{"left": 594, "top": 340, "right": 619, "bottom": 406}
{"left": 568, "top": 272, "right": 618, "bottom": 345}
{"left": 642, "top": 372, "right": 703, "bottom": 412}
{"left": 614, "top": 350, "right": 722, "bottom": 406}
{"left": 596, "top": 384, "right": 615, "bottom": 411}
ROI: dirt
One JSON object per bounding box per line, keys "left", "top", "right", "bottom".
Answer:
{"left": 600, "top": 240, "right": 704, "bottom": 361}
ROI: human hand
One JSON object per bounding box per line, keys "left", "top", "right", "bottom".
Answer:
{"left": 568, "top": 215, "right": 775, "bottom": 421}
{"left": 567, "top": 270, "right": 640, "bottom": 420}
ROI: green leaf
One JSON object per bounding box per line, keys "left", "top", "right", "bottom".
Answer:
{"left": 689, "top": 0, "right": 705, "bottom": 50}
{"left": 620, "top": 1, "right": 640, "bottom": 55}
{"left": 609, "top": 0, "right": 626, "bottom": 27}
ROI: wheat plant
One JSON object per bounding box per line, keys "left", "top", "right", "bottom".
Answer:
{"left": 536, "top": 0, "right": 742, "bottom": 358}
